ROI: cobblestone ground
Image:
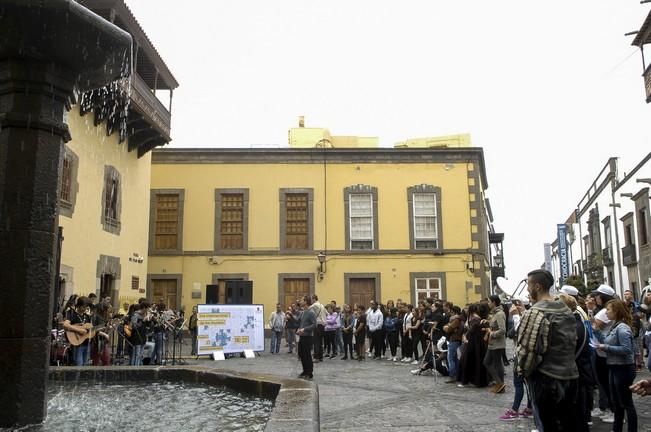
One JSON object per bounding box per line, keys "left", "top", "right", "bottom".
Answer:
{"left": 172, "top": 339, "right": 651, "bottom": 432}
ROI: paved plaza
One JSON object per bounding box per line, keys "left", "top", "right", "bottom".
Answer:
{"left": 170, "top": 339, "right": 651, "bottom": 432}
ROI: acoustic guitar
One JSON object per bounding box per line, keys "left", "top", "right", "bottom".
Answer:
{"left": 66, "top": 319, "right": 118, "bottom": 346}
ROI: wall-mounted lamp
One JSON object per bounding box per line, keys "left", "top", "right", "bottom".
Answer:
{"left": 636, "top": 178, "right": 651, "bottom": 185}
{"left": 317, "top": 251, "right": 326, "bottom": 281}
{"left": 620, "top": 193, "right": 633, "bottom": 198}
{"left": 493, "top": 254, "right": 503, "bottom": 267}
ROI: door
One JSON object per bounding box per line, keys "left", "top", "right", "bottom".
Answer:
{"left": 207, "top": 278, "right": 244, "bottom": 304}
{"left": 349, "top": 278, "right": 376, "bottom": 308}
{"left": 100, "top": 273, "right": 113, "bottom": 301}
{"left": 225, "top": 280, "right": 253, "bottom": 304}
{"left": 282, "top": 278, "right": 310, "bottom": 310}
{"left": 151, "top": 279, "right": 178, "bottom": 310}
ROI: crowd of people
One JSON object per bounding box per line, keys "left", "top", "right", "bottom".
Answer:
{"left": 268, "top": 271, "right": 651, "bottom": 431}
{"left": 54, "top": 294, "right": 187, "bottom": 367}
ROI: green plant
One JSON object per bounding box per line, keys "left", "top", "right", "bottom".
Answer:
{"left": 564, "top": 274, "right": 588, "bottom": 296}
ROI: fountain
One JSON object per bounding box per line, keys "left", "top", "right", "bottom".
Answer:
{"left": 0, "top": 2, "right": 320, "bottom": 429}
{"left": 0, "top": 0, "right": 131, "bottom": 427}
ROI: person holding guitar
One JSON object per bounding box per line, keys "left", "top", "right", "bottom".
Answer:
{"left": 63, "top": 296, "right": 92, "bottom": 366}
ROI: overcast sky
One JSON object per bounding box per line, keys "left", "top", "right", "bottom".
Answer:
{"left": 126, "top": 0, "right": 651, "bottom": 282}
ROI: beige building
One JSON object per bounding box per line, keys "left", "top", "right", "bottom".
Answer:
{"left": 147, "top": 127, "right": 502, "bottom": 316}
{"left": 56, "top": 0, "right": 178, "bottom": 310}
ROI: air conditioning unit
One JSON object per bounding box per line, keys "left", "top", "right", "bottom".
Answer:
{"left": 208, "top": 256, "right": 219, "bottom": 265}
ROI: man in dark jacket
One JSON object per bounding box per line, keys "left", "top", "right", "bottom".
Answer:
{"left": 297, "top": 295, "right": 317, "bottom": 380}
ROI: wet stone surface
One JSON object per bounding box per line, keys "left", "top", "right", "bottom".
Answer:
{"left": 4, "top": 381, "right": 272, "bottom": 432}
{"left": 186, "top": 340, "right": 651, "bottom": 432}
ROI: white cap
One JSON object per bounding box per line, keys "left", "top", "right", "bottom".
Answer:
{"left": 560, "top": 285, "right": 579, "bottom": 297}
{"left": 592, "top": 284, "right": 615, "bottom": 298}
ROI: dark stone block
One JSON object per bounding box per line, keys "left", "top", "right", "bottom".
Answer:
{"left": 0, "top": 338, "right": 49, "bottom": 428}
{"left": 0, "top": 230, "right": 56, "bottom": 339}
{"left": 0, "top": 127, "right": 64, "bottom": 233}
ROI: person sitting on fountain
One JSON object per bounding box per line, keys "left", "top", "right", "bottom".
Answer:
{"left": 63, "top": 296, "right": 92, "bottom": 366}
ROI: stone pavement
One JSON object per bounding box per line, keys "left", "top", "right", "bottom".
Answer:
{"left": 171, "top": 339, "right": 651, "bottom": 431}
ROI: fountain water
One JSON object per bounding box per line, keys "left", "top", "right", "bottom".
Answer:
{"left": 0, "top": 0, "right": 131, "bottom": 427}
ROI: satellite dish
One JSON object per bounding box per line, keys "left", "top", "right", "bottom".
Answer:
{"left": 496, "top": 276, "right": 517, "bottom": 297}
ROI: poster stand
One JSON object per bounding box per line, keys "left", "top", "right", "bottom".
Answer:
{"left": 196, "top": 304, "right": 265, "bottom": 357}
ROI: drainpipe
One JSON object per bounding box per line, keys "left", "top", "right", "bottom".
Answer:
{"left": 611, "top": 190, "right": 624, "bottom": 295}
{"left": 577, "top": 206, "right": 586, "bottom": 286}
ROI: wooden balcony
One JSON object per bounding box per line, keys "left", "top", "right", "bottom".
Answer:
{"left": 644, "top": 63, "right": 651, "bottom": 103}
{"left": 79, "top": 72, "right": 172, "bottom": 157}
{"left": 622, "top": 244, "right": 637, "bottom": 267}
{"left": 129, "top": 73, "right": 171, "bottom": 140}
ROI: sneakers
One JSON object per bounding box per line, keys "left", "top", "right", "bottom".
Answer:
{"left": 600, "top": 414, "right": 614, "bottom": 423}
{"left": 499, "top": 409, "right": 519, "bottom": 421}
{"left": 392, "top": 357, "right": 397, "bottom": 362}
{"left": 519, "top": 408, "right": 533, "bottom": 418}
{"left": 401, "top": 357, "right": 412, "bottom": 363}
{"left": 410, "top": 360, "right": 419, "bottom": 365}
{"left": 410, "top": 369, "right": 422, "bottom": 375}
{"left": 591, "top": 408, "right": 605, "bottom": 418}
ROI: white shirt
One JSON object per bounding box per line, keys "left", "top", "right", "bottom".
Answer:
{"left": 403, "top": 312, "right": 413, "bottom": 332}
{"left": 593, "top": 308, "right": 611, "bottom": 358}
{"left": 367, "top": 308, "right": 384, "bottom": 332}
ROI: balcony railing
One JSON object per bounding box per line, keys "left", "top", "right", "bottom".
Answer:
{"left": 130, "top": 73, "right": 171, "bottom": 138}
{"left": 602, "top": 247, "right": 613, "bottom": 266}
{"left": 644, "top": 63, "right": 651, "bottom": 104}
{"left": 622, "top": 244, "right": 637, "bottom": 267}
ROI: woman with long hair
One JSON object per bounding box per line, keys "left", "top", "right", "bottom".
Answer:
{"left": 457, "top": 303, "right": 489, "bottom": 388}
{"left": 594, "top": 299, "right": 638, "bottom": 432}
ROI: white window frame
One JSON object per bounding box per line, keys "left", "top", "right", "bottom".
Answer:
{"left": 414, "top": 277, "right": 442, "bottom": 301}
{"left": 349, "top": 193, "right": 374, "bottom": 250}
{"left": 413, "top": 192, "right": 438, "bottom": 249}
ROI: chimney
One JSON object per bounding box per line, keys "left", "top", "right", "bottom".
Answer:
{"left": 298, "top": 116, "right": 305, "bottom": 128}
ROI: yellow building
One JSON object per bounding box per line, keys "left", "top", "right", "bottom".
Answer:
{"left": 56, "top": 0, "right": 178, "bottom": 310}
{"left": 147, "top": 129, "right": 497, "bottom": 315}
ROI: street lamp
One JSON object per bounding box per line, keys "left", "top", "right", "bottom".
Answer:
{"left": 317, "top": 251, "right": 326, "bottom": 281}
{"left": 494, "top": 254, "right": 503, "bottom": 267}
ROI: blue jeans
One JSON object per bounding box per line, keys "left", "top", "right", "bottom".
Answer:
{"left": 336, "top": 328, "right": 344, "bottom": 353}
{"left": 73, "top": 344, "right": 89, "bottom": 366}
{"left": 609, "top": 365, "right": 637, "bottom": 432}
{"left": 130, "top": 344, "right": 144, "bottom": 366}
{"left": 512, "top": 373, "right": 531, "bottom": 411}
{"left": 447, "top": 341, "right": 461, "bottom": 378}
{"left": 286, "top": 328, "right": 296, "bottom": 353}
{"left": 153, "top": 331, "right": 165, "bottom": 364}
{"left": 271, "top": 330, "right": 282, "bottom": 353}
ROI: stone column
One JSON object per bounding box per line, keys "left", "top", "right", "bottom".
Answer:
{"left": 0, "top": 60, "right": 73, "bottom": 427}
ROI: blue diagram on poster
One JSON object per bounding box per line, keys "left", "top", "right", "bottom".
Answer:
{"left": 197, "top": 304, "right": 264, "bottom": 355}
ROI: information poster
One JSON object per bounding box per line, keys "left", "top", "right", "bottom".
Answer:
{"left": 197, "top": 304, "right": 265, "bottom": 355}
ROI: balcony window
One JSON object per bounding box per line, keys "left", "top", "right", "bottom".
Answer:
{"left": 101, "top": 166, "right": 121, "bottom": 235}
{"left": 408, "top": 185, "right": 442, "bottom": 251}
{"left": 215, "top": 189, "right": 249, "bottom": 252}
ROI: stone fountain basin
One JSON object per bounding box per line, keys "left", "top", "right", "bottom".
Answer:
{"left": 49, "top": 366, "right": 319, "bottom": 432}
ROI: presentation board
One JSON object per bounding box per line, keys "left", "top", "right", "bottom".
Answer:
{"left": 197, "top": 304, "right": 265, "bottom": 355}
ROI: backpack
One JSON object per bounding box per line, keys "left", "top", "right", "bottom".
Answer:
{"left": 515, "top": 307, "right": 550, "bottom": 378}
